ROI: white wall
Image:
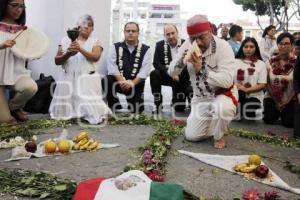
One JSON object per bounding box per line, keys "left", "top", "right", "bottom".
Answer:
{"left": 25, "top": 0, "right": 111, "bottom": 80}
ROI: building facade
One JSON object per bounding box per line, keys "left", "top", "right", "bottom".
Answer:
{"left": 112, "top": 0, "right": 187, "bottom": 48}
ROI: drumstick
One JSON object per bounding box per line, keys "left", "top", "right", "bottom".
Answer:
{"left": 12, "top": 26, "right": 27, "bottom": 41}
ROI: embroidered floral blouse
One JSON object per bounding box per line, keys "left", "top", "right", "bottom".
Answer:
{"left": 266, "top": 55, "right": 296, "bottom": 110}
{"left": 234, "top": 57, "right": 267, "bottom": 103}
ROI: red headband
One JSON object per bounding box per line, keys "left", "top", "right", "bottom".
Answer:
{"left": 187, "top": 22, "right": 211, "bottom": 36}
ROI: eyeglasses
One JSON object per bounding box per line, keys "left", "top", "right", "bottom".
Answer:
{"left": 278, "top": 42, "right": 291, "bottom": 46}
{"left": 8, "top": 3, "right": 26, "bottom": 9}
{"left": 125, "top": 30, "right": 138, "bottom": 33}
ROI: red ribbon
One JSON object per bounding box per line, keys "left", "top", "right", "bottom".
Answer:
{"left": 215, "top": 85, "right": 238, "bottom": 107}
{"left": 187, "top": 22, "right": 211, "bottom": 36}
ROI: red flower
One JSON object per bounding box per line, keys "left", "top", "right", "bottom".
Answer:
{"left": 271, "top": 85, "right": 283, "bottom": 102}
{"left": 245, "top": 56, "right": 258, "bottom": 64}
{"left": 248, "top": 68, "right": 255, "bottom": 75}
{"left": 143, "top": 150, "right": 153, "bottom": 165}
{"left": 244, "top": 82, "right": 252, "bottom": 88}
{"left": 280, "top": 78, "right": 289, "bottom": 87}
{"left": 145, "top": 170, "right": 165, "bottom": 182}
{"left": 264, "top": 191, "right": 280, "bottom": 200}
{"left": 280, "top": 133, "right": 289, "bottom": 141}
{"left": 243, "top": 189, "right": 261, "bottom": 200}
{"left": 271, "top": 56, "right": 295, "bottom": 75}
{"left": 272, "top": 67, "right": 283, "bottom": 75}
{"left": 170, "top": 118, "right": 186, "bottom": 126}
{"left": 237, "top": 69, "right": 245, "bottom": 81}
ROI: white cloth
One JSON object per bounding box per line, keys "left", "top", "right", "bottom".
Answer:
{"left": 169, "top": 36, "right": 237, "bottom": 140}
{"left": 0, "top": 30, "right": 31, "bottom": 85}
{"left": 178, "top": 150, "right": 300, "bottom": 195}
{"left": 234, "top": 59, "right": 267, "bottom": 103}
{"left": 94, "top": 170, "right": 152, "bottom": 200}
{"left": 106, "top": 43, "right": 152, "bottom": 79}
{"left": 259, "top": 36, "right": 277, "bottom": 62}
{"left": 49, "top": 37, "right": 111, "bottom": 124}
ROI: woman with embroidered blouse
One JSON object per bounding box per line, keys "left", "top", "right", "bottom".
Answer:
{"left": 263, "top": 32, "right": 296, "bottom": 128}
{"left": 49, "top": 14, "right": 111, "bottom": 124}
{"left": 259, "top": 25, "right": 277, "bottom": 62}
{"left": 0, "top": 0, "right": 37, "bottom": 126}
{"left": 234, "top": 37, "right": 267, "bottom": 120}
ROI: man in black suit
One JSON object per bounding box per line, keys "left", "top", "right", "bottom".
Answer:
{"left": 150, "top": 24, "right": 192, "bottom": 114}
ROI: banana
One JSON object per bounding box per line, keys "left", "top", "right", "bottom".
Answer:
{"left": 73, "top": 142, "right": 81, "bottom": 150}
{"left": 76, "top": 138, "right": 89, "bottom": 147}
{"left": 79, "top": 139, "right": 94, "bottom": 150}
{"left": 240, "top": 164, "right": 257, "bottom": 173}
{"left": 75, "top": 132, "right": 88, "bottom": 143}
{"left": 234, "top": 163, "right": 248, "bottom": 172}
{"left": 87, "top": 141, "right": 98, "bottom": 151}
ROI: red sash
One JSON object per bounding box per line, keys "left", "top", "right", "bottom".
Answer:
{"left": 215, "top": 85, "right": 238, "bottom": 107}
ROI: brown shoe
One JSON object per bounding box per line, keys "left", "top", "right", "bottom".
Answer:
{"left": 11, "top": 109, "right": 28, "bottom": 122}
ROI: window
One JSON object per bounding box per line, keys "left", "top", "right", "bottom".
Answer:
{"left": 245, "top": 30, "right": 251, "bottom": 37}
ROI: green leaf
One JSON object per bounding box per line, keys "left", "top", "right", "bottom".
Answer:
{"left": 40, "top": 192, "right": 51, "bottom": 199}
{"left": 53, "top": 184, "right": 67, "bottom": 191}
{"left": 16, "top": 188, "right": 40, "bottom": 196}
{"left": 21, "top": 176, "right": 35, "bottom": 185}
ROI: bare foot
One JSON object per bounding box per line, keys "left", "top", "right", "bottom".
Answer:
{"left": 1, "top": 117, "right": 17, "bottom": 127}
{"left": 214, "top": 137, "right": 226, "bottom": 149}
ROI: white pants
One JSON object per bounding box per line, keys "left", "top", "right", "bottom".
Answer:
{"left": 185, "top": 89, "right": 237, "bottom": 141}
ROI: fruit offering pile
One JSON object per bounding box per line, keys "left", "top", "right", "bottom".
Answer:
{"left": 44, "top": 139, "right": 72, "bottom": 154}
{"left": 72, "top": 132, "right": 99, "bottom": 151}
{"left": 234, "top": 154, "right": 270, "bottom": 179}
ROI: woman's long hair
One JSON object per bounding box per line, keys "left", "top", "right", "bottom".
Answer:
{"left": 0, "top": 0, "right": 26, "bottom": 25}
{"left": 236, "top": 37, "right": 263, "bottom": 60}
{"left": 262, "top": 25, "right": 275, "bottom": 38}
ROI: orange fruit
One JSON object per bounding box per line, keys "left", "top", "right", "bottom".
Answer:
{"left": 58, "top": 140, "right": 71, "bottom": 153}
{"left": 44, "top": 140, "right": 57, "bottom": 154}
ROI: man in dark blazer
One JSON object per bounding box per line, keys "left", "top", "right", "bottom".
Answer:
{"left": 150, "top": 24, "right": 192, "bottom": 114}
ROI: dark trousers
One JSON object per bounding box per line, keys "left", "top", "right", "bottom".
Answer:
{"left": 263, "top": 98, "right": 294, "bottom": 128}
{"left": 294, "top": 101, "right": 300, "bottom": 138}
{"left": 103, "top": 75, "right": 145, "bottom": 113}
{"left": 150, "top": 69, "right": 192, "bottom": 112}
{"left": 238, "top": 90, "right": 261, "bottom": 120}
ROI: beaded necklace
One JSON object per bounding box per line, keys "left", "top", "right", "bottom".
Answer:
{"left": 163, "top": 38, "right": 182, "bottom": 66}
{"left": 118, "top": 42, "right": 142, "bottom": 77}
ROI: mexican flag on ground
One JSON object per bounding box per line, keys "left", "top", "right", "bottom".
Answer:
{"left": 74, "top": 170, "right": 183, "bottom": 200}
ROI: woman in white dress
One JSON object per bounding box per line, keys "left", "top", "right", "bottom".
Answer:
{"left": 0, "top": 0, "right": 37, "bottom": 125}
{"left": 234, "top": 37, "right": 267, "bottom": 120}
{"left": 259, "top": 25, "right": 277, "bottom": 62}
{"left": 49, "top": 14, "right": 111, "bottom": 124}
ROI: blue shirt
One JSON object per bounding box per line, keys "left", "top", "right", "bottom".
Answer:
{"left": 228, "top": 40, "right": 241, "bottom": 56}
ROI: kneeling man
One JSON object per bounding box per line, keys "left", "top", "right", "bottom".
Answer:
{"left": 169, "top": 15, "right": 238, "bottom": 148}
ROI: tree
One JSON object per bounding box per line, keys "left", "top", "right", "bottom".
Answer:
{"left": 233, "top": 0, "right": 300, "bottom": 31}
